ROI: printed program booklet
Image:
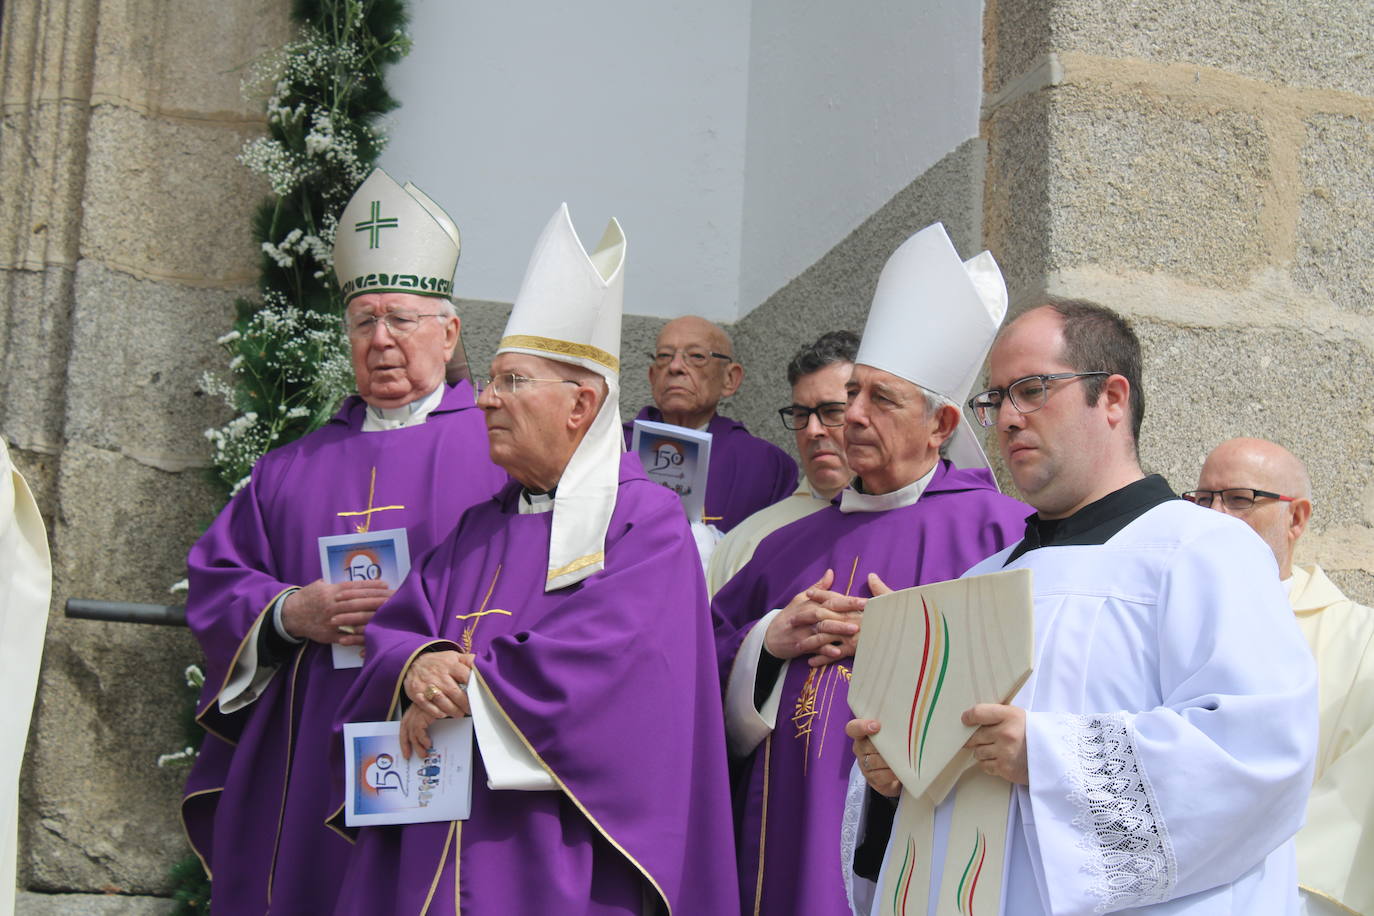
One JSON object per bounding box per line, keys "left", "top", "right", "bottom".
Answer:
{"left": 630, "top": 419, "right": 712, "bottom": 523}
{"left": 317, "top": 527, "right": 411, "bottom": 669}
{"left": 343, "top": 717, "right": 474, "bottom": 826}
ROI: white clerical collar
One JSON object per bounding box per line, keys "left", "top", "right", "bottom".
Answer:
{"left": 361, "top": 384, "right": 444, "bottom": 432}
{"left": 839, "top": 464, "right": 936, "bottom": 514}
{"left": 519, "top": 489, "right": 556, "bottom": 515}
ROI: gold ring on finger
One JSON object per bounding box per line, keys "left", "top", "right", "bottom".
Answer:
{"left": 423, "top": 684, "right": 443, "bottom": 701}
{"left": 337, "top": 624, "right": 356, "bottom": 635}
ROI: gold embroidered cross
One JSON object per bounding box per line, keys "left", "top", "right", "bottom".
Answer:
{"left": 336, "top": 466, "right": 406, "bottom": 533}
{"left": 456, "top": 566, "right": 510, "bottom": 653}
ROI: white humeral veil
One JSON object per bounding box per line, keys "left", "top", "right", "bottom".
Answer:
{"left": 1, "top": 439, "right": 52, "bottom": 916}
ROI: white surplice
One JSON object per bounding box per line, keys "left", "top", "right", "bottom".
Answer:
{"left": 856, "top": 499, "right": 1318, "bottom": 915}
{"left": 1, "top": 440, "right": 52, "bottom": 916}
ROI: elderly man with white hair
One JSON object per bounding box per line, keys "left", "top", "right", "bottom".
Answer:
{"left": 330, "top": 205, "right": 737, "bottom": 915}
{"left": 711, "top": 224, "right": 1028, "bottom": 916}
{"left": 180, "top": 170, "right": 506, "bottom": 913}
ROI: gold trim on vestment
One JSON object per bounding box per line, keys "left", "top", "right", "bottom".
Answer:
{"left": 547, "top": 551, "right": 604, "bottom": 582}
{"left": 421, "top": 820, "right": 457, "bottom": 915}
{"left": 453, "top": 822, "right": 462, "bottom": 913}
{"left": 752, "top": 735, "right": 773, "bottom": 916}
{"left": 265, "top": 645, "right": 307, "bottom": 906}
{"left": 179, "top": 786, "right": 222, "bottom": 881}
{"left": 471, "top": 668, "right": 672, "bottom": 914}
{"left": 195, "top": 588, "right": 296, "bottom": 742}
{"left": 1298, "top": 885, "right": 1360, "bottom": 915}
{"left": 323, "top": 641, "right": 466, "bottom": 843}
{"left": 499, "top": 335, "right": 620, "bottom": 372}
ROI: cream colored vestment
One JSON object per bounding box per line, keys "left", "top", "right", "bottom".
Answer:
{"left": 706, "top": 481, "right": 832, "bottom": 595}
{"left": 0, "top": 440, "right": 52, "bottom": 916}
{"left": 1292, "top": 564, "right": 1374, "bottom": 916}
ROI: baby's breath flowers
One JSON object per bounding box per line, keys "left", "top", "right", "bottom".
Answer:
{"left": 205, "top": 0, "right": 409, "bottom": 498}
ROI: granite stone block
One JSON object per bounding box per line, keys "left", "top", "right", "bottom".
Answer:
{"left": 1043, "top": 0, "right": 1374, "bottom": 97}
{"left": 80, "top": 105, "right": 264, "bottom": 283}
{"left": 1295, "top": 113, "right": 1374, "bottom": 315}
{"left": 21, "top": 444, "right": 213, "bottom": 894}
{"left": 61, "top": 261, "right": 238, "bottom": 469}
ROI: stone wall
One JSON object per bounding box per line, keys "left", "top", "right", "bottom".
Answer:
{"left": 1, "top": 0, "right": 291, "bottom": 895}
{"left": 983, "top": 0, "right": 1374, "bottom": 603}
{"left": 5, "top": 0, "right": 1371, "bottom": 902}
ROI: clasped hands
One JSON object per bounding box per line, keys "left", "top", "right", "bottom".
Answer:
{"left": 398, "top": 650, "right": 475, "bottom": 758}
{"left": 845, "top": 704, "right": 1030, "bottom": 798}
{"left": 763, "top": 569, "right": 895, "bottom": 667}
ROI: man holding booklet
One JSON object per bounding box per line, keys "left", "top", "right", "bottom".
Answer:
{"left": 711, "top": 223, "right": 1028, "bottom": 916}
{"left": 330, "top": 205, "right": 736, "bottom": 914}
{"left": 846, "top": 301, "right": 1318, "bottom": 915}
{"left": 180, "top": 171, "right": 505, "bottom": 913}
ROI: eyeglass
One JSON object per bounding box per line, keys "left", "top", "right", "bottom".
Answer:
{"left": 346, "top": 310, "right": 446, "bottom": 339}
{"left": 475, "top": 373, "right": 580, "bottom": 397}
{"left": 649, "top": 348, "right": 733, "bottom": 369}
{"left": 778, "top": 402, "right": 847, "bottom": 430}
{"left": 1180, "top": 488, "right": 1296, "bottom": 511}
{"left": 966, "top": 372, "right": 1111, "bottom": 428}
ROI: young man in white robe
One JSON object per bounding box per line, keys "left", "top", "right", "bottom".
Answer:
{"left": 1189, "top": 437, "right": 1374, "bottom": 916}
{"left": 845, "top": 299, "right": 1318, "bottom": 915}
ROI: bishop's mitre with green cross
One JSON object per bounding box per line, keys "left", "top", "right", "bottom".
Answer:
{"left": 334, "top": 168, "right": 462, "bottom": 304}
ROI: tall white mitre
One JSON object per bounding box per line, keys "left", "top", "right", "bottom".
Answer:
{"left": 334, "top": 168, "right": 461, "bottom": 303}
{"left": 498, "top": 203, "right": 626, "bottom": 591}
{"left": 855, "top": 222, "right": 1008, "bottom": 472}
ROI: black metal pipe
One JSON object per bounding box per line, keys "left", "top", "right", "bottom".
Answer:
{"left": 65, "top": 599, "right": 188, "bottom": 626}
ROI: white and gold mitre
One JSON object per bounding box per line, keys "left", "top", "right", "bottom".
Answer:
{"left": 855, "top": 222, "right": 1008, "bottom": 471}
{"left": 333, "top": 169, "right": 461, "bottom": 303}
{"left": 498, "top": 204, "right": 626, "bottom": 593}
{"left": 498, "top": 203, "right": 624, "bottom": 379}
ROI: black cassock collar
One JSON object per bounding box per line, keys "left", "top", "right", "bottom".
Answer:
{"left": 1006, "top": 473, "right": 1178, "bottom": 564}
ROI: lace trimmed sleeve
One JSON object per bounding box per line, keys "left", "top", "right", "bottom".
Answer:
{"left": 1060, "top": 713, "right": 1178, "bottom": 913}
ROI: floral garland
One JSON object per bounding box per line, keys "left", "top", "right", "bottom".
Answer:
{"left": 166, "top": 2, "right": 410, "bottom": 910}
{"left": 202, "top": 0, "right": 411, "bottom": 496}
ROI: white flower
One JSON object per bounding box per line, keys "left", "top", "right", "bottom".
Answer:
{"left": 157, "top": 746, "right": 199, "bottom": 768}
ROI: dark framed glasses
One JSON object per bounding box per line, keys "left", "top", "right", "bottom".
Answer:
{"left": 1181, "top": 488, "right": 1296, "bottom": 511}
{"left": 778, "top": 402, "right": 846, "bottom": 430}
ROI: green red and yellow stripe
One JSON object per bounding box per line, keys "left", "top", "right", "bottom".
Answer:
{"left": 890, "top": 835, "right": 917, "bottom": 915}
{"left": 906, "top": 598, "right": 950, "bottom": 774}
{"left": 955, "top": 829, "right": 987, "bottom": 915}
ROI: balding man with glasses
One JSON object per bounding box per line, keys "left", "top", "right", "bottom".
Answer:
{"left": 626, "top": 315, "right": 798, "bottom": 532}
{"left": 1191, "top": 438, "right": 1374, "bottom": 916}
{"left": 846, "top": 299, "right": 1317, "bottom": 916}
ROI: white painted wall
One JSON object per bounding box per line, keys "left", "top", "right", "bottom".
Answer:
{"left": 738, "top": 0, "right": 986, "bottom": 311}
{"left": 382, "top": 1, "right": 983, "bottom": 322}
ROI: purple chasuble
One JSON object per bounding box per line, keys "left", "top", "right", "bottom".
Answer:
{"left": 711, "top": 461, "right": 1027, "bottom": 916}
{"left": 181, "top": 382, "right": 507, "bottom": 914}
{"left": 625, "top": 407, "right": 798, "bottom": 533}
{"left": 330, "top": 453, "right": 738, "bottom": 916}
